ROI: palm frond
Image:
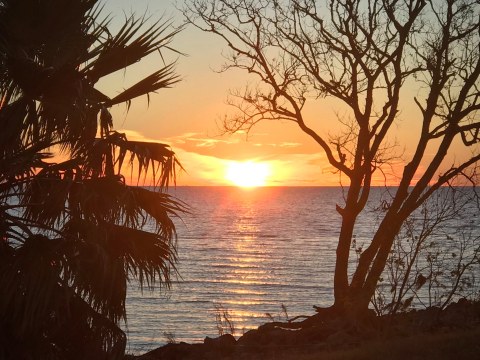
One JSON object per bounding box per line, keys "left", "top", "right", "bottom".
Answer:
{"left": 105, "top": 222, "right": 177, "bottom": 290}
{"left": 60, "top": 217, "right": 177, "bottom": 319}
{"left": 0, "top": 97, "right": 41, "bottom": 156}
{"left": 130, "top": 186, "right": 188, "bottom": 236}
{"left": 22, "top": 183, "right": 67, "bottom": 226}
{"left": 0, "top": 235, "right": 63, "bottom": 337}
{"left": 84, "top": 131, "right": 182, "bottom": 187}
{"left": 0, "top": 1, "right": 184, "bottom": 357}
{"left": 60, "top": 220, "right": 129, "bottom": 323}
{"left": 107, "top": 63, "right": 180, "bottom": 107}
{"left": 68, "top": 177, "right": 186, "bottom": 232}
{"left": 68, "top": 176, "right": 141, "bottom": 227}
{"left": 85, "top": 15, "right": 181, "bottom": 82}
{"left": 110, "top": 133, "right": 182, "bottom": 187}
{"left": 22, "top": 171, "right": 142, "bottom": 230}
{"left": 0, "top": 143, "right": 51, "bottom": 188}
{"left": 60, "top": 293, "right": 127, "bottom": 360}
{"left": 0, "top": 234, "right": 126, "bottom": 359}
{"left": 21, "top": 168, "right": 72, "bottom": 228}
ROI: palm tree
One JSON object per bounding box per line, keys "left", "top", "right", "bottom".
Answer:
{"left": 0, "top": 0, "right": 185, "bottom": 358}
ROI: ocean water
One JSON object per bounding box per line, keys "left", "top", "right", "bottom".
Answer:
{"left": 124, "top": 186, "right": 479, "bottom": 353}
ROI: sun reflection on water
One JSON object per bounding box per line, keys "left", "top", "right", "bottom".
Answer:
{"left": 214, "top": 199, "right": 275, "bottom": 332}
{"left": 126, "top": 187, "right": 342, "bottom": 350}
{"left": 224, "top": 289, "right": 267, "bottom": 296}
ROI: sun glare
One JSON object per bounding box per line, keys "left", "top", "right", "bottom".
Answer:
{"left": 225, "top": 161, "right": 270, "bottom": 187}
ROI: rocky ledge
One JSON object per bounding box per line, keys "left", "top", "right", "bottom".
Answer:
{"left": 130, "top": 299, "right": 480, "bottom": 360}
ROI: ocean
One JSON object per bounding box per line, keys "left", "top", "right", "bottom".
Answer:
{"left": 124, "top": 186, "right": 479, "bottom": 354}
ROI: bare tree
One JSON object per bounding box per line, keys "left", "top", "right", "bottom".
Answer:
{"left": 184, "top": 0, "right": 480, "bottom": 315}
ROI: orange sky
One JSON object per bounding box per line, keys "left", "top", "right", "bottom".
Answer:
{"left": 101, "top": 1, "right": 475, "bottom": 187}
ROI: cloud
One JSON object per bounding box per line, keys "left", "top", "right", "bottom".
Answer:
{"left": 115, "top": 129, "right": 340, "bottom": 186}
{"left": 173, "top": 148, "right": 230, "bottom": 186}
{"left": 116, "top": 129, "right": 158, "bottom": 142}
{"left": 113, "top": 126, "right": 309, "bottom": 162}
{"left": 278, "top": 142, "right": 303, "bottom": 148}
{"left": 264, "top": 142, "right": 303, "bottom": 148}
{"left": 165, "top": 132, "right": 240, "bottom": 147}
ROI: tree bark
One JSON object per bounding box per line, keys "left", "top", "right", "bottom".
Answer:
{"left": 349, "top": 214, "right": 403, "bottom": 311}
{"left": 333, "top": 209, "right": 357, "bottom": 310}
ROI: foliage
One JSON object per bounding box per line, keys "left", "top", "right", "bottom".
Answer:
{"left": 0, "top": 0, "right": 185, "bottom": 358}
{"left": 372, "top": 187, "right": 480, "bottom": 314}
{"left": 184, "top": 0, "right": 480, "bottom": 312}
{"left": 163, "top": 332, "right": 178, "bottom": 345}
{"left": 265, "top": 303, "right": 290, "bottom": 322}
{"left": 214, "top": 303, "right": 236, "bottom": 336}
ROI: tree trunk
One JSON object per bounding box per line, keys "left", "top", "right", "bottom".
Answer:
{"left": 348, "top": 215, "right": 403, "bottom": 311}
{"left": 333, "top": 209, "right": 357, "bottom": 310}
{"left": 360, "top": 231, "right": 399, "bottom": 306}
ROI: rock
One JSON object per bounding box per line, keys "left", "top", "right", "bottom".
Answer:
{"left": 325, "top": 330, "right": 356, "bottom": 348}
{"left": 297, "top": 324, "right": 334, "bottom": 343}
{"left": 236, "top": 329, "right": 263, "bottom": 347}
{"left": 138, "top": 342, "right": 203, "bottom": 360}
{"left": 203, "top": 334, "right": 236, "bottom": 358}
{"left": 236, "top": 325, "right": 301, "bottom": 349}
{"left": 203, "top": 334, "right": 236, "bottom": 348}
{"left": 135, "top": 300, "right": 480, "bottom": 359}
{"left": 264, "top": 327, "right": 297, "bottom": 346}
{"left": 442, "top": 299, "right": 480, "bottom": 328}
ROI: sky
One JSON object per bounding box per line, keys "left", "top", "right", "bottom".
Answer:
{"left": 100, "top": 0, "right": 476, "bottom": 187}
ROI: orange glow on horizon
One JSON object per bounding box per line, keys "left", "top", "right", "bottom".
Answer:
{"left": 225, "top": 161, "right": 271, "bottom": 187}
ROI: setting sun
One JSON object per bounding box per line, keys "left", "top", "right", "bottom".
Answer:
{"left": 225, "top": 161, "right": 271, "bottom": 187}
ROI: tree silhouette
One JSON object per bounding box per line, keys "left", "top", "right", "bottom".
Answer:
{"left": 0, "top": 0, "right": 185, "bottom": 358}
{"left": 185, "top": 0, "right": 480, "bottom": 314}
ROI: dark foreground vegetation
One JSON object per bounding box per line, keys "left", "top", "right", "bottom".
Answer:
{"left": 132, "top": 299, "right": 480, "bottom": 360}
{"left": 0, "top": 1, "right": 183, "bottom": 358}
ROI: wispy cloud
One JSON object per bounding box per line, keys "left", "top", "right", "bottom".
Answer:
{"left": 115, "top": 129, "right": 342, "bottom": 186}
{"left": 267, "top": 142, "right": 303, "bottom": 148}
{"left": 166, "top": 132, "right": 240, "bottom": 146}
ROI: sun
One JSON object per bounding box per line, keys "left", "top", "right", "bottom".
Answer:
{"left": 225, "top": 161, "right": 271, "bottom": 187}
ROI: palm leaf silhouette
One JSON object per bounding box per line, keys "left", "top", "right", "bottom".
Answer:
{"left": 0, "top": 0, "right": 185, "bottom": 358}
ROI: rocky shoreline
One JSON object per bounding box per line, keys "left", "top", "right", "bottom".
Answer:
{"left": 130, "top": 300, "right": 480, "bottom": 360}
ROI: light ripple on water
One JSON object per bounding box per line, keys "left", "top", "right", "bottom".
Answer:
{"left": 125, "top": 187, "right": 341, "bottom": 352}
{"left": 124, "top": 186, "right": 479, "bottom": 353}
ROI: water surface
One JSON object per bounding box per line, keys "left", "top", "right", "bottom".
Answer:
{"left": 125, "top": 186, "right": 479, "bottom": 353}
